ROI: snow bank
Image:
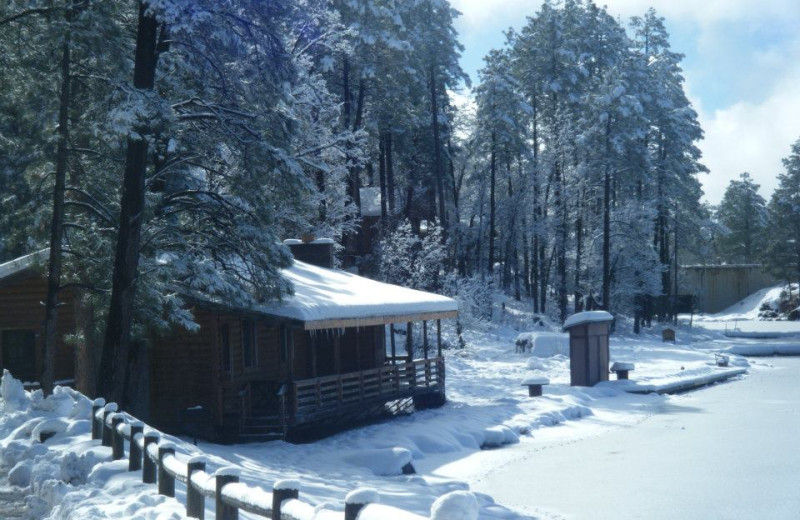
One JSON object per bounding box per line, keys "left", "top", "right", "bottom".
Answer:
{"left": 343, "top": 447, "right": 414, "bottom": 476}
{"left": 430, "top": 491, "right": 479, "bottom": 520}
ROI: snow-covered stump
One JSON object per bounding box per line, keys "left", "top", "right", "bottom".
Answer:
{"left": 186, "top": 457, "right": 206, "bottom": 519}
{"left": 215, "top": 468, "right": 240, "bottom": 520}
{"left": 610, "top": 362, "right": 635, "bottom": 381}
{"left": 91, "top": 398, "right": 105, "bottom": 440}
{"left": 158, "top": 444, "right": 176, "bottom": 497}
{"left": 111, "top": 414, "right": 125, "bottom": 460}
{"left": 272, "top": 480, "right": 299, "bottom": 520}
{"left": 129, "top": 422, "right": 144, "bottom": 471}
{"left": 345, "top": 488, "right": 379, "bottom": 520}
{"left": 521, "top": 377, "right": 550, "bottom": 397}
{"left": 142, "top": 432, "right": 160, "bottom": 484}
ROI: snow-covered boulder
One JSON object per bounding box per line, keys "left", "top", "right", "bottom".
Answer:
{"left": 516, "top": 332, "right": 569, "bottom": 358}
{"left": 344, "top": 447, "right": 415, "bottom": 476}
{"left": 430, "top": 491, "right": 479, "bottom": 520}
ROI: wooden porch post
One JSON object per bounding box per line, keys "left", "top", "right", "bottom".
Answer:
{"left": 334, "top": 334, "right": 342, "bottom": 374}
{"left": 311, "top": 332, "right": 318, "bottom": 378}
{"left": 423, "top": 320, "right": 428, "bottom": 360}
{"left": 406, "top": 322, "right": 413, "bottom": 362}
{"left": 390, "top": 323, "right": 396, "bottom": 365}
{"left": 437, "top": 319, "right": 442, "bottom": 358}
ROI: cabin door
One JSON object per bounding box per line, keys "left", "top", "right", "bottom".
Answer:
{"left": 1, "top": 330, "right": 37, "bottom": 382}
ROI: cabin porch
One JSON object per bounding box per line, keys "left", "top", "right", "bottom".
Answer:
{"left": 234, "top": 318, "right": 449, "bottom": 442}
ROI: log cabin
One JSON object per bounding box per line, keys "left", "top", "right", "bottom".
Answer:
{"left": 0, "top": 241, "right": 458, "bottom": 443}
{"left": 0, "top": 250, "right": 76, "bottom": 388}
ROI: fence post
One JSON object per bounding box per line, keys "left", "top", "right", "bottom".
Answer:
{"left": 91, "top": 398, "right": 105, "bottom": 440}
{"left": 158, "top": 444, "right": 176, "bottom": 497}
{"left": 129, "top": 422, "right": 144, "bottom": 471}
{"left": 344, "top": 488, "right": 379, "bottom": 520}
{"left": 272, "top": 480, "right": 300, "bottom": 520}
{"left": 101, "top": 403, "right": 118, "bottom": 447}
{"left": 111, "top": 414, "right": 125, "bottom": 460}
{"left": 142, "top": 432, "right": 160, "bottom": 484}
{"left": 215, "top": 468, "right": 240, "bottom": 520}
{"left": 186, "top": 457, "right": 207, "bottom": 520}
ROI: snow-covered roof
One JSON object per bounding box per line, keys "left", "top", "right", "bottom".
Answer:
{"left": 562, "top": 311, "right": 613, "bottom": 330}
{"left": 257, "top": 260, "right": 458, "bottom": 330}
{"left": 360, "top": 187, "right": 382, "bottom": 217}
{"left": 0, "top": 250, "right": 47, "bottom": 281}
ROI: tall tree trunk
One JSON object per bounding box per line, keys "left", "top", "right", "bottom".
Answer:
{"left": 574, "top": 190, "right": 583, "bottom": 313}
{"left": 385, "top": 131, "right": 395, "bottom": 215}
{"left": 602, "top": 118, "right": 612, "bottom": 311}
{"left": 488, "top": 130, "right": 496, "bottom": 276}
{"left": 41, "top": 0, "right": 75, "bottom": 395}
{"left": 555, "top": 160, "right": 567, "bottom": 323}
{"left": 378, "top": 132, "right": 387, "bottom": 221}
{"left": 429, "top": 61, "right": 447, "bottom": 237}
{"left": 98, "top": 1, "right": 162, "bottom": 410}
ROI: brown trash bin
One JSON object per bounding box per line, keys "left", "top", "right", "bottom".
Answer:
{"left": 563, "top": 311, "right": 614, "bottom": 387}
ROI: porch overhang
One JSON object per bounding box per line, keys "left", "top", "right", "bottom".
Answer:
{"left": 301, "top": 309, "right": 459, "bottom": 330}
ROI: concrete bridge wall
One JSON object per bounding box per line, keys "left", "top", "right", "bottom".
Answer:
{"left": 680, "top": 265, "right": 779, "bottom": 314}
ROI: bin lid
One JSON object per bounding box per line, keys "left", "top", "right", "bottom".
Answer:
{"left": 562, "top": 311, "right": 614, "bottom": 331}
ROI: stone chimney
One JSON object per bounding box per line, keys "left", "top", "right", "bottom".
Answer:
{"left": 284, "top": 236, "right": 335, "bottom": 268}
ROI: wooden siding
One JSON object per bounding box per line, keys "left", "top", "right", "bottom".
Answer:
{"left": 0, "top": 274, "right": 75, "bottom": 382}
{"left": 149, "top": 309, "right": 217, "bottom": 431}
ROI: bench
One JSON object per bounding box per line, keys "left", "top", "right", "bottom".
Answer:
{"left": 521, "top": 377, "right": 550, "bottom": 397}
{"left": 610, "top": 362, "right": 635, "bottom": 380}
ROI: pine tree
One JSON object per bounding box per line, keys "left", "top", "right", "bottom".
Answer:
{"left": 715, "top": 172, "right": 768, "bottom": 264}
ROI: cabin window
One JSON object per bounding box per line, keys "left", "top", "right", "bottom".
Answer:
{"left": 1, "top": 329, "right": 37, "bottom": 383}
{"left": 242, "top": 319, "right": 256, "bottom": 368}
{"left": 219, "top": 324, "right": 231, "bottom": 372}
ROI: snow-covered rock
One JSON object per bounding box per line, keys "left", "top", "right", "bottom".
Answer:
{"left": 430, "top": 491, "right": 479, "bottom": 520}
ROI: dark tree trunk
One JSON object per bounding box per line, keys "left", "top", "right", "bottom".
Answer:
{"left": 602, "top": 118, "right": 612, "bottom": 311}
{"left": 378, "top": 132, "right": 387, "bottom": 221}
{"left": 429, "top": 62, "right": 447, "bottom": 237}
{"left": 42, "top": 1, "right": 75, "bottom": 395}
{"left": 555, "top": 160, "right": 567, "bottom": 323}
{"left": 488, "top": 131, "right": 496, "bottom": 276}
{"left": 385, "top": 131, "right": 395, "bottom": 215}
{"left": 98, "top": 1, "right": 162, "bottom": 410}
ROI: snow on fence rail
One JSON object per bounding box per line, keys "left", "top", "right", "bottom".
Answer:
{"left": 86, "top": 399, "right": 434, "bottom": 520}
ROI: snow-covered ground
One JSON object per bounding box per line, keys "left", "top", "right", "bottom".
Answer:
{"left": 455, "top": 356, "right": 800, "bottom": 520}
{"left": 1, "top": 292, "right": 799, "bottom": 519}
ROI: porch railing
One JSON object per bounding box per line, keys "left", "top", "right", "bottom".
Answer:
{"left": 292, "top": 357, "right": 444, "bottom": 419}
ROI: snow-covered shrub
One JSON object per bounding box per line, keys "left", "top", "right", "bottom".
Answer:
{"left": 443, "top": 274, "right": 493, "bottom": 328}
{"left": 378, "top": 220, "right": 447, "bottom": 292}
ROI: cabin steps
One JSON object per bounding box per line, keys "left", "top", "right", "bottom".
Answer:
{"left": 239, "top": 414, "right": 285, "bottom": 443}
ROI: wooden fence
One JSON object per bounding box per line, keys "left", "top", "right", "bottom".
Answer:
{"left": 84, "top": 399, "right": 427, "bottom": 520}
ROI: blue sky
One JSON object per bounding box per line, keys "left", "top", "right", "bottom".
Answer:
{"left": 450, "top": 0, "right": 800, "bottom": 205}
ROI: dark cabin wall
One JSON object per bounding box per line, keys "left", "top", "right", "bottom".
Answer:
{"left": 0, "top": 273, "right": 76, "bottom": 383}
{"left": 149, "top": 308, "right": 217, "bottom": 432}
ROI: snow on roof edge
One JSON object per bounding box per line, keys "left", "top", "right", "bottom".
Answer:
{"left": 0, "top": 249, "right": 48, "bottom": 281}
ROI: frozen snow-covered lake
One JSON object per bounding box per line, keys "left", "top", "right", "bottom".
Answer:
{"left": 437, "top": 358, "right": 800, "bottom": 519}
